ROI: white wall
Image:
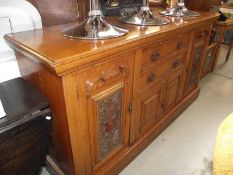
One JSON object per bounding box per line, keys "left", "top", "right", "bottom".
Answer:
{"left": 0, "top": 0, "right": 42, "bottom": 83}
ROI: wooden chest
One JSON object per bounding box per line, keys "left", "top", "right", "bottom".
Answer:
{"left": 0, "top": 78, "right": 51, "bottom": 175}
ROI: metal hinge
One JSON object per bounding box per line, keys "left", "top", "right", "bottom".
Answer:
{"left": 128, "top": 103, "right": 133, "bottom": 113}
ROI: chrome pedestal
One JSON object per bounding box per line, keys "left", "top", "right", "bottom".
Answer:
{"left": 62, "top": 2, "right": 128, "bottom": 40}
{"left": 160, "top": 1, "right": 200, "bottom": 17}
{"left": 119, "top": 7, "right": 170, "bottom": 26}
{"left": 63, "top": 14, "right": 128, "bottom": 39}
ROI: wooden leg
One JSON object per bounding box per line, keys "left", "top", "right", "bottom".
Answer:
{"left": 226, "top": 36, "right": 233, "bottom": 62}
{"left": 212, "top": 42, "right": 222, "bottom": 71}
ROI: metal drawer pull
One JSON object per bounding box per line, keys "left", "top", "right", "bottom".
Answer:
{"left": 172, "top": 60, "right": 180, "bottom": 69}
{"left": 151, "top": 51, "right": 160, "bottom": 62}
{"left": 147, "top": 73, "right": 156, "bottom": 83}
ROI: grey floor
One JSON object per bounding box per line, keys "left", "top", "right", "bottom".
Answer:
{"left": 41, "top": 45, "right": 233, "bottom": 175}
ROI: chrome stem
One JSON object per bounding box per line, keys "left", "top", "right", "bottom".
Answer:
{"left": 89, "top": 0, "right": 102, "bottom": 16}
{"left": 119, "top": 0, "right": 170, "bottom": 26}
{"left": 143, "top": 0, "right": 149, "bottom": 7}
{"left": 90, "top": 0, "right": 99, "bottom": 11}
{"left": 177, "top": 0, "right": 184, "bottom": 6}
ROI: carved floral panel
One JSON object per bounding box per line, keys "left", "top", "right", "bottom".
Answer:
{"left": 193, "top": 46, "right": 202, "bottom": 67}
{"left": 188, "top": 46, "right": 203, "bottom": 86}
{"left": 97, "top": 89, "right": 123, "bottom": 160}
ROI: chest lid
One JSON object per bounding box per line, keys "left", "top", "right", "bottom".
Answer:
{"left": 0, "top": 78, "right": 49, "bottom": 133}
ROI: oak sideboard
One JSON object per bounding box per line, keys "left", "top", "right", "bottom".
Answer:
{"left": 5, "top": 12, "right": 219, "bottom": 175}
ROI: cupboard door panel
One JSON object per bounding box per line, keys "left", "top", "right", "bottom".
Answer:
{"left": 183, "top": 40, "right": 205, "bottom": 96}
{"left": 162, "top": 68, "right": 184, "bottom": 115}
{"left": 78, "top": 52, "right": 134, "bottom": 168}
{"left": 91, "top": 84, "right": 125, "bottom": 162}
{"left": 139, "top": 83, "right": 164, "bottom": 134}
{"left": 183, "top": 25, "right": 211, "bottom": 97}
{"left": 140, "top": 93, "right": 160, "bottom": 130}
{"left": 201, "top": 44, "right": 217, "bottom": 77}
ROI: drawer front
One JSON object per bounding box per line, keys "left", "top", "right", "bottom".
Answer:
{"left": 140, "top": 52, "right": 186, "bottom": 89}
{"left": 141, "top": 32, "right": 190, "bottom": 71}
{"left": 194, "top": 25, "right": 211, "bottom": 41}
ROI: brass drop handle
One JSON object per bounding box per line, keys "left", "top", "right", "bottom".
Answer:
{"left": 151, "top": 51, "right": 160, "bottom": 62}
{"left": 172, "top": 60, "right": 180, "bottom": 69}
{"left": 177, "top": 40, "right": 183, "bottom": 49}
{"left": 147, "top": 73, "right": 156, "bottom": 83}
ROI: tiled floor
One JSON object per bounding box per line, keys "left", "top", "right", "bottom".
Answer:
{"left": 41, "top": 45, "right": 233, "bottom": 175}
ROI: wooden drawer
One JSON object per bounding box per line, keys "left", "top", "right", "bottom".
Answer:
{"left": 140, "top": 52, "right": 186, "bottom": 89}
{"left": 194, "top": 25, "right": 211, "bottom": 41}
{"left": 141, "top": 32, "right": 190, "bottom": 71}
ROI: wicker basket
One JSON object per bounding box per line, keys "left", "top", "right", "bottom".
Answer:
{"left": 214, "top": 113, "right": 233, "bottom": 175}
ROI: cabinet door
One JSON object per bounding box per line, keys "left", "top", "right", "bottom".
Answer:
{"left": 201, "top": 44, "right": 217, "bottom": 77}
{"left": 183, "top": 26, "right": 211, "bottom": 96}
{"left": 79, "top": 52, "right": 134, "bottom": 168}
{"left": 162, "top": 68, "right": 184, "bottom": 115}
{"left": 138, "top": 82, "right": 164, "bottom": 135}
{"left": 183, "top": 40, "right": 205, "bottom": 96}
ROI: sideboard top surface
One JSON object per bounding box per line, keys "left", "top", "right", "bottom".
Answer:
{"left": 4, "top": 12, "right": 219, "bottom": 76}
